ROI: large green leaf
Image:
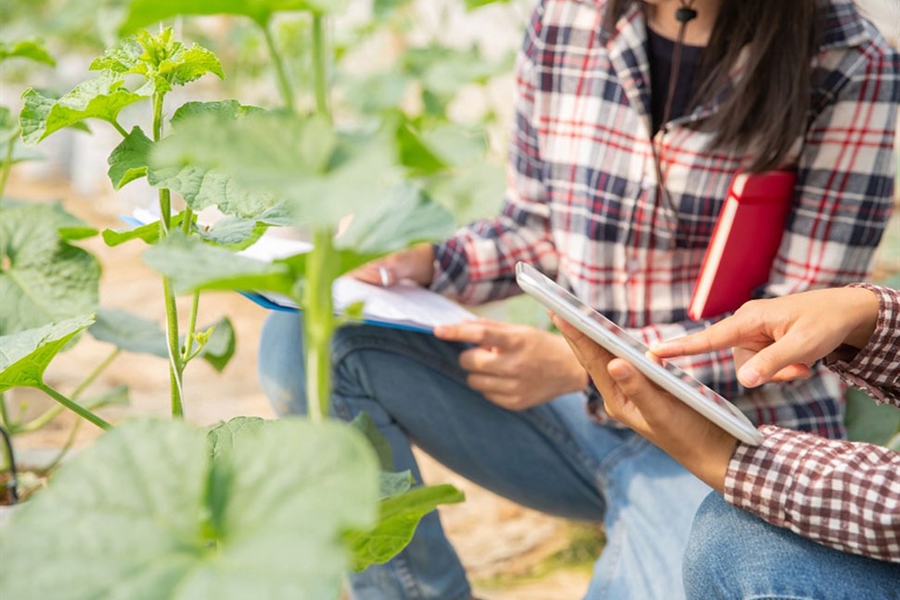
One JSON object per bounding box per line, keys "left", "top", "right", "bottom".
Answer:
{"left": 0, "top": 201, "right": 100, "bottom": 336}
{"left": 150, "top": 111, "right": 448, "bottom": 228}
{"left": 145, "top": 102, "right": 281, "bottom": 218}
{"left": 20, "top": 73, "right": 152, "bottom": 145}
{"left": 0, "top": 39, "right": 56, "bottom": 66}
{"left": 0, "top": 417, "right": 380, "bottom": 599}
{"left": 142, "top": 234, "right": 298, "bottom": 296}
{"left": 335, "top": 184, "right": 454, "bottom": 255}
{"left": 347, "top": 484, "right": 465, "bottom": 572}
{"left": 0, "top": 315, "right": 95, "bottom": 392}
{"left": 120, "top": 0, "right": 348, "bottom": 33}
{"left": 206, "top": 416, "right": 271, "bottom": 461}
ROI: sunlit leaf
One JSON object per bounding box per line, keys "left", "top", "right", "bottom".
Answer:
{"left": 0, "top": 39, "right": 56, "bottom": 66}
{"left": 0, "top": 315, "right": 96, "bottom": 392}
{"left": 20, "top": 73, "right": 151, "bottom": 145}
{"left": 347, "top": 484, "right": 465, "bottom": 572}
{"left": 120, "top": 0, "right": 349, "bottom": 33}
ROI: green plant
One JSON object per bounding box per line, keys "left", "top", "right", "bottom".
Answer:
{"left": 1, "top": 2, "right": 467, "bottom": 594}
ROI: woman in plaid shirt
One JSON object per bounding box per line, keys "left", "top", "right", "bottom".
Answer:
{"left": 556, "top": 283, "right": 900, "bottom": 597}
{"left": 259, "top": 0, "right": 898, "bottom": 597}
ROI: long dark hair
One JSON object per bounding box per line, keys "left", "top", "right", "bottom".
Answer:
{"left": 604, "top": 0, "right": 824, "bottom": 172}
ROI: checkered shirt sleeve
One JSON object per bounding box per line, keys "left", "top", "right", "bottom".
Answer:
{"left": 431, "top": 0, "right": 898, "bottom": 439}
{"left": 825, "top": 284, "right": 900, "bottom": 404}
{"left": 727, "top": 286, "right": 900, "bottom": 563}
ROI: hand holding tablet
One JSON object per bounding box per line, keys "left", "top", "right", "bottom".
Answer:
{"left": 516, "top": 262, "right": 762, "bottom": 446}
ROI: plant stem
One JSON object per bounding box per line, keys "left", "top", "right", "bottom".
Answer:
{"left": 163, "top": 276, "right": 185, "bottom": 418}
{"left": 182, "top": 292, "right": 201, "bottom": 362}
{"left": 37, "top": 418, "right": 81, "bottom": 474}
{"left": 0, "top": 392, "right": 16, "bottom": 432}
{"left": 304, "top": 227, "right": 338, "bottom": 422}
{"left": 15, "top": 348, "right": 121, "bottom": 434}
{"left": 71, "top": 348, "right": 120, "bottom": 400}
{"left": 35, "top": 384, "right": 111, "bottom": 431}
{"left": 111, "top": 119, "right": 129, "bottom": 138}
{"left": 152, "top": 89, "right": 185, "bottom": 417}
{"left": 311, "top": 14, "right": 330, "bottom": 121}
{"left": 262, "top": 21, "right": 296, "bottom": 112}
{"left": 0, "top": 128, "right": 17, "bottom": 199}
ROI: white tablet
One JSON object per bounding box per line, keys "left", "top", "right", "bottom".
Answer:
{"left": 516, "top": 262, "right": 762, "bottom": 446}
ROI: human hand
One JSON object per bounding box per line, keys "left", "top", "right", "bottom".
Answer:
{"left": 551, "top": 314, "right": 737, "bottom": 492}
{"left": 433, "top": 319, "right": 588, "bottom": 410}
{"left": 652, "top": 287, "right": 880, "bottom": 388}
{"left": 348, "top": 243, "right": 435, "bottom": 287}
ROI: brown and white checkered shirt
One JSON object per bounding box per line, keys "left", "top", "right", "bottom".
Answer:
{"left": 726, "top": 284, "right": 900, "bottom": 563}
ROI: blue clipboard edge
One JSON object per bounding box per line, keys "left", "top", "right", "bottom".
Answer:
{"left": 240, "top": 292, "right": 435, "bottom": 335}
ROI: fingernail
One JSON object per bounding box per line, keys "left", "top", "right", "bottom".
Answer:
{"left": 608, "top": 362, "right": 631, "bottom": 381}
{"left": 739, "top": 366, "right": 761, "bottom": 387}
{"left": 433, "top": 325, "right": 447, "bottom": 337}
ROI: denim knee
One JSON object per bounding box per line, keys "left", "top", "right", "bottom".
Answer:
{"left": 682, "top": 493, "right": 742, "bottom": 600}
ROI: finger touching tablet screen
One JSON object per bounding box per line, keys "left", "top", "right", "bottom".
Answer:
{"left": 516, "top": 262, "right": 762, "bottom": 446}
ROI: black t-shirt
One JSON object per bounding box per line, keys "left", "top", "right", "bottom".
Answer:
{"left": 646, "top": 27, "right": 705, "bottom": 133}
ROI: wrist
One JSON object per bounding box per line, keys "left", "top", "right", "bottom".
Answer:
{"left": 843, "top": 287, "right": 880, "bottom": 349}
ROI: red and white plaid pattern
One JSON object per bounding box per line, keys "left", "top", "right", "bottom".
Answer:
{"left": 431, "top": 0, "right": 899, "bottom": 438}
{"left": 729, "top": 286, "right": 900, "bottom": 563}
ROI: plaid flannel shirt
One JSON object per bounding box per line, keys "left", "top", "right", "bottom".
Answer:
{"left": 431, "top": 0, "right": 899, "bottom": 437}
{"left": 728, "top": 284, "right": 900, "bottom": 563}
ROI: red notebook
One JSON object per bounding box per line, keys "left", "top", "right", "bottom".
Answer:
{"left": 688, "top": 169, "right": 797, "bottom": 321}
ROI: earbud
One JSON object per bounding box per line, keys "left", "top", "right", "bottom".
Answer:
{"left": 675, "top": 7, "right": 698, "bottom": 23}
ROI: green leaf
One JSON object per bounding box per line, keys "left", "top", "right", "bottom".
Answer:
{"left": 378, "top": 471, "right": 414, "bottom": 500}
{"left": 102, "top": 221, "right": 160, "bottom": 246}
{"left": 89, "top": 309, "right": 236, "bottom": 372}
{"left": 148, "top": 102, "right": 281, "bottom": 218}
{"left": 20, "top": 73, "right": 151, "bottom": 145}
{"left": 0, "top": 315, "right": 96, "bottom": 392}
{"left": 107, "top": 126, "right": 152, "bottom": 189}
{"left": 350, "top": 412, "right": 394, "bottom": 471}
{"left": 171, "top": 99, "right": 267, "bottom": 125}
{"left": 196, "top": 317, "right": 236, "bottom": 372}
{"left": 845, "top": 387, "right": 900, "bottom": 446}
{"left": 0, "top": 418, "right": 380, "bottom": 599}
{"left": 206, "top": 416, "right": 271, "bottom": 461}
{"left": 89, "top": 308, "right": 168, "bottom": 357}
{"left": 150, "top": 111, "right": 408, "bottom": 228}
{"left": 120, "top": 0, "right": 349, "bottom": 33}
{"left": 347, "top": 484, "right": 465, "bottom": 572}
{"left": 102, "top": 212, "right": 192, "bottom": 247}
{"left": 91, "top": 29, "right": 224, "bottom": 95}
{"left": 335, "top": 184, "right": 454, "bottom": 255}
{"left": 142, "top": 233, "right": 297, "bottom": 296}
{"left": 394, "top": 119, "right": 446, "bottom": 176}
{"left": 0, "top": 201, "right": 100, "bottom": 336}
{"left": 0, "top": 106, "right": 17, "bottom": 146}
{"left": 464, "top": 0, "right": 510, "bottom": 9}
{"left": 0, "top": 39, "right": 56, "bottom": 66}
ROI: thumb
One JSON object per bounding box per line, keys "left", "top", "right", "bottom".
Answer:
{"left": 607, "top": 359, "right": 663, "bottom": 411}
{"left": 736, "top": 335, "right": 807, "bottom": 387}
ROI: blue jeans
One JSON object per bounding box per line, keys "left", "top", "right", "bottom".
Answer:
{"left": 258, "top": 314, "right": 712, "bottom": 600}
{"left": 684, "top": 493, "right": 900, "bottom": 600}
